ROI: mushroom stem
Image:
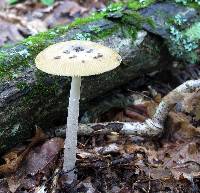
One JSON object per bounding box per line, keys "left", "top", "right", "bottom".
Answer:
{"left": 63, "top": 76, "right": 81, "bottom": 183}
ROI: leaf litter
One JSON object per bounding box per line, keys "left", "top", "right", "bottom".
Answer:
{"left": 1, "top": 0, "right": 200, "bottom": 192}
{"left": 0, "top": 0, "right": 106, "bottom": 46}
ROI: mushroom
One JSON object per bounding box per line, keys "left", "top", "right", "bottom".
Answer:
{"left": 35, "top": 40, "right": 122, "bottom": 184}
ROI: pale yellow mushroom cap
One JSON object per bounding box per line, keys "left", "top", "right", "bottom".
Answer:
{"left": 35, "top": 40, "right": 122, "bottom": 77}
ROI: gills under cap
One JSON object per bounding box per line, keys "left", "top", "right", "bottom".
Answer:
{"left": 35, "top": 40, "right": 122, "bottom": 77}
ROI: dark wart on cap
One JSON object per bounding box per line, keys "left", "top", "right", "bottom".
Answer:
{"left": 54, "top": 56, "right": 61, "bottom": 59}
{"left": 94, "top": 53, "right": 103, "bottom": 59}
{"left": 73, "top": 46, "right": 84, "bottom": 52}
{"left": 63, "top": 50, "right": 70, "bottom": 54}
{"left": 86, "top": 49, "right": 93, "bottom": 53}
{"left": 69, "top": 55, "right": 77, "bottom": 59}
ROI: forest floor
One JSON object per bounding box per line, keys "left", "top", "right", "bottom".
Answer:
{"left": 1, "top": 0, "right": 200, "bottom": 192}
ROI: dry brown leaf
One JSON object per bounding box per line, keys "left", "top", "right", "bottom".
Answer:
{"left": 163, "top": 140, "right": 200, "bottom": 168}
{"left": 167, "top": 111, "right": 200, "bottom": 139}
{"left": 0, "top": 127, "right": 47, "bottom": 175}
{"left": 0, "top": 0, "right": 7, "bottom": 10}
{"left": 77, "top": 149, "right": 98, "bottom": 159}
{"left": 125, "top": 144, "right": 147, "bottom": 154}
{"left": 0, "top": 151, "right": 24, "bottom": 176}
{"left": 94, "top": 143, "right": 121, "bottom": 155}
{"left": 113, "top": 111, "right": 126, "bottom": 122}
{"left": 0, "top": 0, "right": 90, "bottom": 44}
{"left": 151, "top": 138, "right": 200, "bottom": 181}
{"left": 24, "top": 19, "right": 47, "bottom": 35}
{"left": 143, "top": 167, "right": 172, "bottom": 180}
{"left": 125, "top": 143, "right": 160, "bottom": 166}
{"left": 181, "top": 90, "right": 200, "bottom": 121}
{"left": 164, "top": 90, "right": 185, "bottom": 105}
{"left": 44, "top": 0, "right": 87, "bottom": 27}
{"left": 106, "top": 132, "right": 120, "bottom": 143}
{"left": 0, "top": 19, "right": 23, "bottom": 46}
{"left": 26, "top": 137, "right": 64, "bottom": 175}
{"left": 30, "top": 126, "right": 47, "bottom": 144}
{"left": 125, "top": 108, "right": 146, "bottom": 122}
{"left": 145, "top": 100, "right": 158, "bottom": 117}
{"left": 57, "top": 0, "right": 87, "bottom": 16}
{"left": 170, "top": 163, "right": 200, "bottom": 180}
{"left": 74, "top": 0, "right": 106, "bottom": 10}
{"left": 6, "top": 137, "right": 63, "bottom": 192}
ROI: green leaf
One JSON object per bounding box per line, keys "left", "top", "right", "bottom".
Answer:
{"left": 41, "top": 0, "right": 54, "bottom": 6}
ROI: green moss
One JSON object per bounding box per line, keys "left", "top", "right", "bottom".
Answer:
{"left": 120, "top": 10, "right": 155, "bottom": 40}
{"left": 122, "top": 25, "right": 138, "bottom": 39}
{"left": 105, "top": 2, "right": 124, "bottom": 12}
{"left": 186, "top": 2, "right": 200, "bottom": 9}
{"left": 16, "top": 82, "right": 29, "bottom": 90}
{"left": 122, "top": 11, "right": 155, "bottom": 28}
{"left": 184, "top": 22, "right": 200, "bottom": 40}
{"left": 78, "top": 24, "right": 119, "bottom": 40}
{"left": 69, "top": 13, "right": 106, "bottom": 28}
{"left": 0, "top": 45, "right": 33, "bottom": 80}
{"left": 168, "top": 25, "right": 199, "bottom": 64}
{"left": 93, "top": 26, "right": 118, "bottom": 39}
{"left": 22, "top": 70, "right": 61, "bottom": 104}
{"left": 174, "top": 0, "right": 200, "bottom": 9}
{"left": 0, "top": 52, "right": 7, "bottom": 77}
{"left": 30, "top": 82, "right": 58, "bottom": 98}
{"left": 0, "top": 52, "right": 6, "bottom": 60}
{"left": 106, "top": 0, "right": 155, "bottom": 11}
{"left": 127, "top": 0, "right": 156, "bottom": 10}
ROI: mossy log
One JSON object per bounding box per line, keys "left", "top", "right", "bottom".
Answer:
{"left": 0, "top": 1, "right": 200, "bottom": 154}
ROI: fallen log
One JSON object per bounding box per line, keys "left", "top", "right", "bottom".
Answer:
{"left": 0, "top": 1, "right": 199, "bottom": 154}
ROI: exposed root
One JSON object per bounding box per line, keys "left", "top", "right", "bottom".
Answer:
{"left": 55, "top": 80, "right": 200, "bottom": 138}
